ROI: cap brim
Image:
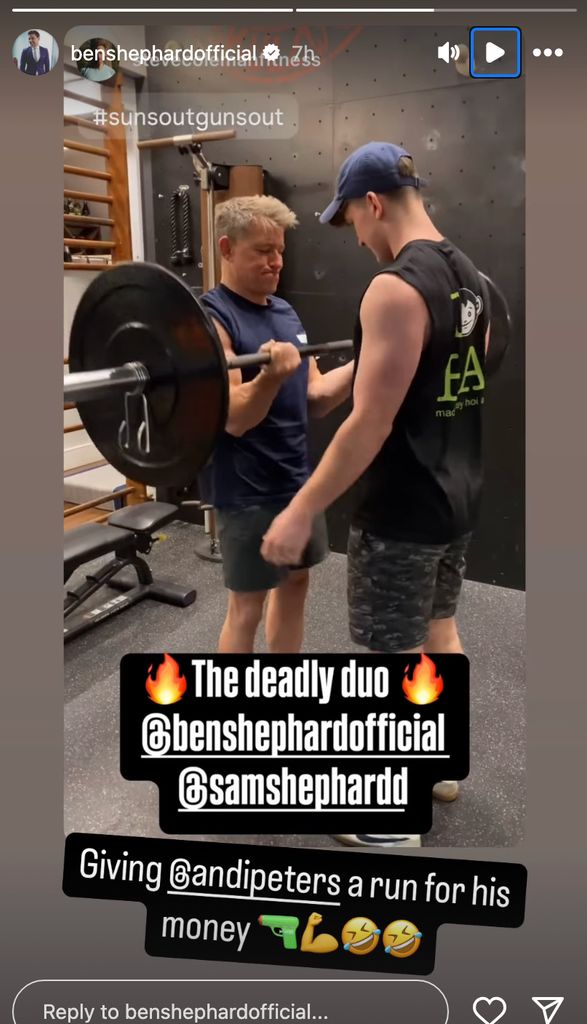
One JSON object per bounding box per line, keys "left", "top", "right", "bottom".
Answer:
{"left": 319, "top": 196, "right": 344, "bottom": 224}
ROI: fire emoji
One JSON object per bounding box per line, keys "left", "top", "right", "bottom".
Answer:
{"left": 145, "top": 654, "right": 187, "bottom": 705}
{"left": 402, "top": 654, "right": 444, "bottom": 705}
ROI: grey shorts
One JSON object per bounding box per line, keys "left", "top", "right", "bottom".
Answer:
{"left": 216, "top": 501, "right": 329, "bottom": 593}
{"left": 347, "top": 526, "right": 471, "bottom": 652}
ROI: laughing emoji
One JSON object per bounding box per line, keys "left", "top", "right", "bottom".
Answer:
{"left": 341, "top": 917, "right": 381, "bottom": 955}
{"left": 383, "top": 920, "right": 422, "bottom": 959}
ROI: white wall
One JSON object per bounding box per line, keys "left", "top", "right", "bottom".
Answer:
{"left": 64, "top": 40, "right": 147, "bottom": 500}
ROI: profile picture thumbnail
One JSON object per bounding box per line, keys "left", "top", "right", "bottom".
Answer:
{"left": 13, "top": 29, "right": 59, "bottom": 76}
{"left": 75, "top": 37, "right": 119, "bottom": 82}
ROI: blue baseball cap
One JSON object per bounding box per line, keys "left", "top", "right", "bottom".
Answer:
{"left": 319, "top": 141, "right": 421, "bottom": 224}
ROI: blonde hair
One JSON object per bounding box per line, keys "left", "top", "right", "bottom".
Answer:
{"left": 397, "top": 155, "right": 418, "bottom": 179}
{"left": 382, "top": 156, "right": 422, "bottom": 205}
{"left": 332, "top": 155, "right": 421, "bottom": 225}
{"left": 215, "top": 195, "right": 298, "bottom": 244}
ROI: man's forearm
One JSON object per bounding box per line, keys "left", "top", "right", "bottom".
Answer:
{"left": 307, "top": 361, "right": 354, "bottom": 418}
{"left": 290, "top": 411, "right": 389, "bottom": 516}
{"left": 226, "top": 371, "right": 283, "bottom": 436}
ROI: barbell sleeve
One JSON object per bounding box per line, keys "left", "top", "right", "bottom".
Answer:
{"left": 64, "top": 362, "right": 149, "bottom": 404}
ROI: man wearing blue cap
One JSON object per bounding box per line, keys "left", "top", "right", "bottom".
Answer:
{"left": 262, "top": 141, "right": 490, "bottom": 848}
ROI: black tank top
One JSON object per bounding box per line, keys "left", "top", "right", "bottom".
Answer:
{"left": 352, "top": 239, "right": 490, "bottom": 543}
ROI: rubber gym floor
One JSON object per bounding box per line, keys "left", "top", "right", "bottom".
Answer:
{"left": 64, "top": 521, "right": 526, "bottom": 850}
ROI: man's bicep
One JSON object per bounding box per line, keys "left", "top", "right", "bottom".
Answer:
{"left": 210, "top": 316, "right": 242, "bottom": 387}
{"left": 352, "top": 280, "right": 425, "bottom": 428}
{"left": 352, "top": 331, "right": 421, "bottom": 428}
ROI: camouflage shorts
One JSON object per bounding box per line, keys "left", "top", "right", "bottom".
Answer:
{"left": 347, "top": 526, "right": 471, "bottom": 652}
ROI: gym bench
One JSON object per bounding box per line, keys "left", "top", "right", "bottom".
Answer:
{"left": 64, "top": 501, "right": 196, "bottom": 642}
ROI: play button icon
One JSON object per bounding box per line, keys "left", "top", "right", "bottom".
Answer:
{"left": 470, "top": 27, "right": 522, "bottom": 78}
{"left": 486, "top": 41, "right": 506, "bottom": 63}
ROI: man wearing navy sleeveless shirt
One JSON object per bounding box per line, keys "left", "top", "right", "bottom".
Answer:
{"left": 262, "top": 143, "right": 492, "bottom": 847}
{"left": 200, "top": 196, "right": 354, "bottom": 654}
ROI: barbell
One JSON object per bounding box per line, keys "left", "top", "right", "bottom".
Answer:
{"left": 64, "top": 261, "right": 512, "bottom": 488}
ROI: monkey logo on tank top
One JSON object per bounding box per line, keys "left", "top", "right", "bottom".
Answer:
{"left": 454, "top": 287, "right": 483, "bottom": 338}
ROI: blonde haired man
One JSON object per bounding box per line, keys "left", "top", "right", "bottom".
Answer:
{"left": 200, "top": 195, "right": 353, "bottom": 654}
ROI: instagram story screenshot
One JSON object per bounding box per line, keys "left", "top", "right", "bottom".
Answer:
{"left": 1, "top": 3, "right": 585, "bottom": 1023}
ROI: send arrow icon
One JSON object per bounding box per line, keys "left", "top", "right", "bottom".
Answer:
{"left": 486, "top": 41, "right": 506, "bottom": 62}
{"left": 532, "top": 997, "right": 564, "bottom": 1024}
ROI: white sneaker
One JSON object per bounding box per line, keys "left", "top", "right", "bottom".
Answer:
{"left": 332, "top": 834, "right": 421, "bottom": 848}
{"left": 433, "top": 780, "right": 459, "bottom": 802}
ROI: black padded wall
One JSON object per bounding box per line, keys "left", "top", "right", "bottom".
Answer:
{"left": 142, "top": 25, "right": 524, "bottom": 590}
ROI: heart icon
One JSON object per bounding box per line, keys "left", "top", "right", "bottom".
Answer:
{"left": 473, "top": 997, "right": 508, "bottom": 1024}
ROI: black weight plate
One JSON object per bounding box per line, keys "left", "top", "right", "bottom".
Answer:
{"left": 69, "top": 262, "right": 228, "bottom": 487}
{"left": 480, "top": 272, "right": 512, "bottom": 378}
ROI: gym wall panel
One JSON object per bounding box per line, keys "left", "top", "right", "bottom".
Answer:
{"left": 141, "top": 24, "right": 525, "bottom": 590}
